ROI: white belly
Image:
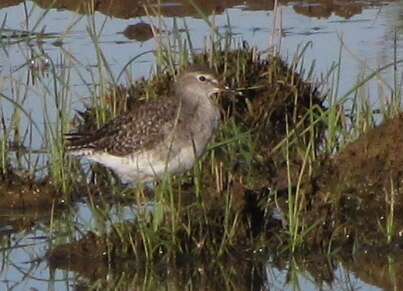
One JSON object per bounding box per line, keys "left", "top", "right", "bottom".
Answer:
{"left": 87, "top": 146, "right": 197, "bottom": 184}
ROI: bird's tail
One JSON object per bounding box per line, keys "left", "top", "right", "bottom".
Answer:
{"left": 64, "top": 133, "right": 95, "bottom": 156}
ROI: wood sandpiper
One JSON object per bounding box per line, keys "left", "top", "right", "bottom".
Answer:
{"left": 66, "top": 68, "right": 224, "bottom": 184}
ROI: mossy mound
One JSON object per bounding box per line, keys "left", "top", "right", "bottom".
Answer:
{"left": 63, "top": 47, "right": 325, "bottom": 261}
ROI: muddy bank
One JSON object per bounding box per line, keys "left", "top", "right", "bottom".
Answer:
{"left": 300, "top": 113, "right": 403, "bottom": 247}
{"left": 0, "top": 169, "right": 65, "bottom": 209}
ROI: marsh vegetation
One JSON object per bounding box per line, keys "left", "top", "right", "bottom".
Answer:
{"left": 0, "top": 1, "right": 403, "bottom": 290}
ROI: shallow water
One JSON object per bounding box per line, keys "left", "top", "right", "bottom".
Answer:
{"left": 0, "top": 0, "right": 402, "bottom": 290}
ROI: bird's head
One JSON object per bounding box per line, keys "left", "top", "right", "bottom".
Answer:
{"left": 175, "top": 68, "right": 225, "bottom": 100}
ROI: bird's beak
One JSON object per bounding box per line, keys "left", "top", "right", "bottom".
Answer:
{"left": 221, "top": 86, "right": 243, "bottom": 96}
{"left": 208, "top": 80, "right": 225, "bottom": 96}
{"left": 208, "top": 80, "right": 240, "bottom": 97}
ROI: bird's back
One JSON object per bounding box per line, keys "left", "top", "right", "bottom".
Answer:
{"left": 66, "top": 97, "right": 179, "bottom": 157}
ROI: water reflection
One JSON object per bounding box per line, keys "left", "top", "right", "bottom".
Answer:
{"left": 0, "top": 0, "right": 22, "bottom": 9}
{"left": 342, "top": 247, "right": 403, "bottom": 290}
{"left": 0, "top": 0, "right": 395, "bottom": 20}
{"left": 47, "top": 239, "right": 387, "bottom": 291}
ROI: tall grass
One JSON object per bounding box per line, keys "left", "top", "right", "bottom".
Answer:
{"left": 43, "top": 56, "right": 72, "bottom": 193}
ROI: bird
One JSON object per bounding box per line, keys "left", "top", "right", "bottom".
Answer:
{"left": 65, "top": 67, "right": 225, "bottom": 184}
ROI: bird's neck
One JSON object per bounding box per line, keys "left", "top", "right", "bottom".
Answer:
{"left": 176, "top": 88, "right": 219, "bottom": 123}
{"left": 177, "top": 87, "right": 212, "bottom": 108}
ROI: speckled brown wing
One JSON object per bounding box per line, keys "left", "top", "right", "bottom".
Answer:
{"left": 66, "top": 98, "right": 178, "bottom": 156}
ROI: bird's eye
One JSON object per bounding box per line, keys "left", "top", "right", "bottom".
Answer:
{"left": 198, "top": 75, "right": 206, "bottom": 82}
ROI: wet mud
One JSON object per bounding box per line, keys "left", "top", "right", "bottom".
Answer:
{"left": 0, "top": 169, "right": 64, "bottom": 210}
{"left": 302, "top": 113, "right": 403, "bottom": 247}
{"left": 122, "top": 23, "right": 156, "bottom": 42}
